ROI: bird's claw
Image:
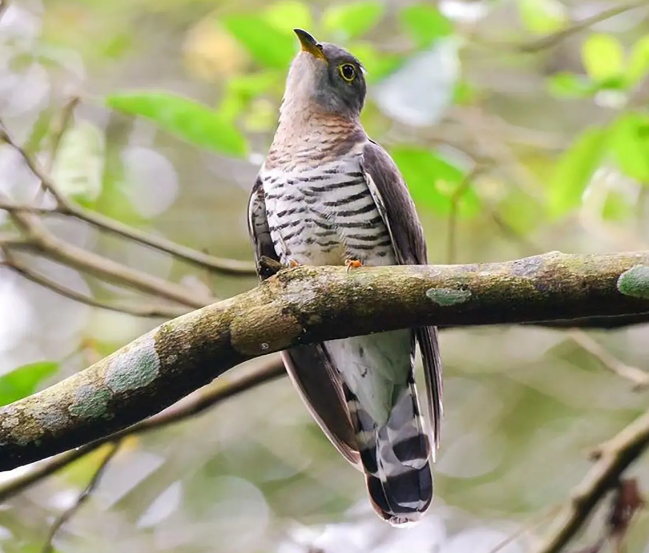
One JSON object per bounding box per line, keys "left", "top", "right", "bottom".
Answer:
{"left": 345, "top": 259, "right": 362, "bottom": 273}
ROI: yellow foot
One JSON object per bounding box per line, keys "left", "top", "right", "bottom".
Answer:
{"left": 345, "top": 259, "right": 363, "bottom": 273}
{"left": 289, "top": 259, "right": 300, "bottom": 268}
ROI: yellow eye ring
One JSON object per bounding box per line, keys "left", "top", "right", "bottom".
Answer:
{"left": 339, "top": 63, "right": 356, "bottom": 82}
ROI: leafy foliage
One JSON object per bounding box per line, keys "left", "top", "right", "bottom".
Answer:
{"left": 0, "top": 362, "right": 58, "bottom": 406}
{"left": 106, "top": 92, "right": 248, "bottom": 156}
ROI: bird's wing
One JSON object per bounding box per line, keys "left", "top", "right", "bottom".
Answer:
{"left": 247, "top": 177, "right": 361, "bottom": 468}
{"left": 360, "top": 140, "right": 443, "bottom": 451}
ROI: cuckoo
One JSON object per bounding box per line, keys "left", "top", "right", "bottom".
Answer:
{"left": 247, "top": 29, "right": 443, "bottom": 526}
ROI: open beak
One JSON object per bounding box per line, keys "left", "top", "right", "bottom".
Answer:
{"left": 294, "top": 29, "right": 327, "bottom": 62}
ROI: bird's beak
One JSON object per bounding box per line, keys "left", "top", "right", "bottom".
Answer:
{"left": 294, "top": 28, "right": 327, "bottom": 62}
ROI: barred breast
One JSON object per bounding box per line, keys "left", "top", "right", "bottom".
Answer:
{"left": 260, "top": 153, "right": 395, "bottom": 267}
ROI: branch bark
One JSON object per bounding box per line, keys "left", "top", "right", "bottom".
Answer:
{"left": 1, "top": 250, "right": 649, "bottom": 471}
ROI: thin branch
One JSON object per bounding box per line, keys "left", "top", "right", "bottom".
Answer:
{"left": 0, "top": 190, "right": 215, "bottom": 308}
{"left": 518, "top": 2, "right": 646, "bottom": 53}
{"left": 0, "top": 254, "right": 187, "bottom": 319}
{"left": 40, "top": 441, "right": 121, "bottom": 553}
{"left": 0, "top": 251, "right": 648, "bottom": 470}
{"left": 533, "top": 407, "right": 649, "bottom": 553}
{"left": 0, "top": 356, "right": 285, "bottom": 501}
{"left": 568, "top": 330, "right": 649, "bottom": 391}
{"left": 0, "top": 123, "right": 256, "bottom": 276}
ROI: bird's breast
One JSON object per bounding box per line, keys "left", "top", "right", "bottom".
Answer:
{"left": 261, "top": 157, "right": 395, "bottom": 267}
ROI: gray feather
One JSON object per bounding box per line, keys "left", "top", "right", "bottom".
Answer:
{"left": 360, "top": 140, "right": 443, "bottom": 451}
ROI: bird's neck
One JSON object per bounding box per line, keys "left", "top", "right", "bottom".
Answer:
{"left": 272, "top": 102, "right": 364, "bottom": 152}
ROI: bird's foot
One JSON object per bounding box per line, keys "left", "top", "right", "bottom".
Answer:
{"left": 288, "top": 259, "right": 300, "bottom": 268}
{"left": 345, "top": 259, "right": 363, "bottom": 273}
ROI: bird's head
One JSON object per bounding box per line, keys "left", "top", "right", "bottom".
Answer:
{"left": 283, "top": 29, "right": 367, "bottom": 120}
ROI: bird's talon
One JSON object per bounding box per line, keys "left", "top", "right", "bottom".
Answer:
{"left": 289, "top": 259, "right": 300, "bottom": 268}
{"left": 345, "top": 259, "right": 362, "bottom": 273}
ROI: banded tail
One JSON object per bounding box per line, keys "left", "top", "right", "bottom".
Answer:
{"left": 344, "top": 377, "right": 433, "bottom": 526}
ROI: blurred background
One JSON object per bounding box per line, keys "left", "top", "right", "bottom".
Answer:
{"left": 1, "top": 0, "right": 649, "bottom": 551}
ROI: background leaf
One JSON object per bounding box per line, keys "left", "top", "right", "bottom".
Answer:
{"left": 627, "top": 36, "right": 649, "bottom": 86}
{"left": 221, "top": 14, "right": 296, "bottom": 69}
{"left": 582, "top": 34, "right": 625, "bottom": 82}
{"left": 50, "top": 120, "right": 105, "bottom": 206}
{"left": 0, "top": 362, "right": 58, "bottom": 406}
{"left": 548, "top": 126, "right": 608, "bottom": 216}
{"left": 322, "top": 1, "right": 385, "bottom": 39}
{"left": 545, "top": 72, "right": 595, "bottom": 98}
{"left": 106, "top": 92, "right": 248, "bottom": 156}
{"left": 264, "top": 1, "right": 313, "bottom": 32}
{"left": 399, "top": 4, "right": 453, "bottom": 48}
{"left": 391, "top": 146, "right": 479, "bottom": 216}
{"left": 611, "top": 113, "right": 649, "bottom": 183}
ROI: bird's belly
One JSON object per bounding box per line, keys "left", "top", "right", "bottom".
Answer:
{"left": 263, "top": 162, "right": 396, "bottom": 267}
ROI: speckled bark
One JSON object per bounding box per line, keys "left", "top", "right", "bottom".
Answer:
{"left": 1, "top": 251, "right": 649, "bottom": 471}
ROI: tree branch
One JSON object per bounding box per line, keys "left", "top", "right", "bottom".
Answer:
{"left": 0, "top": 356, "right": 285, "bottom": 501}
{"left": 0, "top": 250, "right": 648, "bottom": 471}
{"left": 1, "top": 192, "right": 214, "bottom": 308}
{"left": 0, "top": 252, "right": 187, "bottom": 319}
{"left": 533, "top": 407, "right": 649, "bottom": 553}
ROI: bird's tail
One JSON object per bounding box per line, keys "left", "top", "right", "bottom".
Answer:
{"left": 344, "top": 376, "right": 433, "bottom": 526}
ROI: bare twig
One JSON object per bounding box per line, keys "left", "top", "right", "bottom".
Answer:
{"left": 1, "top": 191, "right": 215, "bottom": 308}
{"left": 0, "top": 122, "right": 256, "bottom": 276}
{"left": 533, "top": 408, "right": 649, "bottom": 553}
{"left": 568, "top": 330, "right": 649, "bottom": 391}
{"left": 0, "top": 253, "right": 187, "bottom": 319}
{"left": 40, "top": 441, "right": 121, "bottom": 553}
{"left": 519, "top": 2, "right": 646, "bottom": 53}
{"left": 0, "top": 356, "right": 285, "bottom": 501}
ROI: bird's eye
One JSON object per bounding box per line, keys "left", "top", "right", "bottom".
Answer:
{"left": 339, "top": 63, "right": 356, "bottom": 82}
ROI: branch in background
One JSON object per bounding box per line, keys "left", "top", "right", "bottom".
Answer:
{"left": 0, "top": 356, "right": 285, "bottom": 501}
{"left": 568, "top": 330, "right": 649, "bottom": 390}
{"left": 40, "top": 441, "right": 121, "bottom": 553}
{"left": 0, "top": 251, "right": 648, "bottom": 470}
{"left": 533, "top": 407, "right": 649, "bottom": 553}
{"left": 0, "top": 253, "right": 187, "bottom": 319}
{"left": 518, "top": 2, "right": 646, "bottom": 53}
{"left": 0, "top": 122, "right": 256, "bottom": 276}
{"left": 0, "top": 192, "right": 214, "bottom": 308}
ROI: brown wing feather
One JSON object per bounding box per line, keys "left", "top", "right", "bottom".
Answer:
{"left": 247, "top": 178, "right": 361, "bottom": 468}
{"left": 360, "top": 141, "right": 443, "bottom": 450}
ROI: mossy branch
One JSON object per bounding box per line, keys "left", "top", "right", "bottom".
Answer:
{"left": 2, "top": 250, "right": 649, "bottom": 471}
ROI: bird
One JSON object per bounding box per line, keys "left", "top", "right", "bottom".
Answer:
{"left": 247, "top": 29, "right": 443, "bottom": 526}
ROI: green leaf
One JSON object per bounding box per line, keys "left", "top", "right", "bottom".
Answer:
{"left": 399, "top": 3, "right": 453, "bottom": 48}
{"left": 0, "top": 362, "right": 58, "bottom": 406}
{"left": 106, "top": 92, "right": 247, "bottom": 157}
{"left": 518, "top": 0, "right": 567, "bottom": 35}
{"left": 218, "top": 72, "right": 279, "bottom": 122}
{"left": 221, "top": 15, "right": 295, "bottom": 69}
{"left": 546, "top": 72, "right": 595, "bottom": 98}
{"left": 548, "top": 126, "right": 608, "bottom": 217}
{"left": 582, "top": 34, "right": 625, "bottom": 82}
{"left": 610, "top": 113, "right": 649, "bottom": 182}
{"left": 51, "top": 120, "right": 105, "bottom": 206}
{"left": 627, "top": 36, "right": 649, "bottom": 86}
{"left": 322, "top": 1, "right": 385, "bottom": 39}
{"left": 264, "top": 0, "right": 313, "bottom": 32}
{"left": 390, "top": 146, "right": 479, "bottom": 216}
{"left": 453, "top": 81, "right": 477, "bottom": 105}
